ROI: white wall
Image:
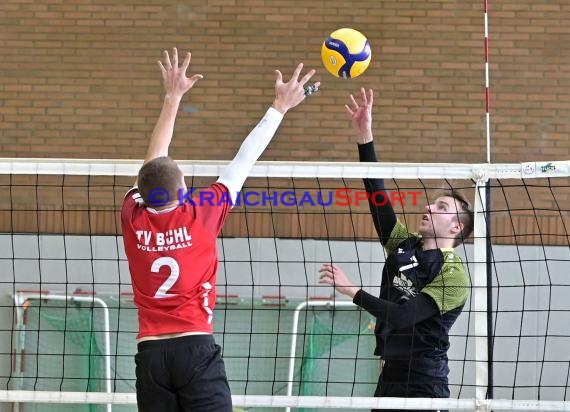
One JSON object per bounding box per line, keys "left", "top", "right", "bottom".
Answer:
{"left": 0, "top": 234, "right": 569, "bottom": 404}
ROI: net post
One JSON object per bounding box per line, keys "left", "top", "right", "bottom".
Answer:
{"left": 474, "top": 177, "right": 489, "bottom": 409}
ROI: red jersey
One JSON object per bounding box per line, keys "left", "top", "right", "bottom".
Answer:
{"left": 121, "top": 183, "right": 232, "bottom": 339}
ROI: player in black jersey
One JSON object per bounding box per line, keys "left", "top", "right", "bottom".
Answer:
{"left": 319, "top": 88, "right": 474, "bottom": 412}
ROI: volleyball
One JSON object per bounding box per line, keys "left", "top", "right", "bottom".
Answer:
{"left": 321, "top": 28, "right": 371, "bottom": 79}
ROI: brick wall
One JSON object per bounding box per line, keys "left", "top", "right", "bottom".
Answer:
{"left": 2, "top": 0, "right": 569, "bottom": 162}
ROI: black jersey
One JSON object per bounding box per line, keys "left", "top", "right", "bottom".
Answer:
{"left": 374, "top": 220, "right": 469, "bottom": 381}
{"left": 354, "top": 141, "right": 470, "bottom": 383}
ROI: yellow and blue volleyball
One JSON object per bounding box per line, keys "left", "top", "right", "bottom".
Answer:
{"left": 321, "top": 28, "right": 371, "bottom": 79}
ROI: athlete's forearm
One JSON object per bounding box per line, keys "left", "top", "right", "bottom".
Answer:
{"left": 217, "top": 107, "right": 284, "bottom": 203}
{"left": 357, "top": 141, "right": 397, "bottom": 244}
{"left": 353, "top": 289, "right": 439, "bottom": 330}
{"left": 144, "top": 95, "right": 182, "bottom": 164}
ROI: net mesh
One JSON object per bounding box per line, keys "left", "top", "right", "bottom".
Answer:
{"left": 1, "top": 160, "right": 570, "bottom": 411}
{"left": 15, "top": 300, "right": 106, "bottom": 411}
{"left": 298, "top": 309, "right": 377, "bottom": 403}
{"left": 12, "top": 296, "right": 379, "bottom": 412}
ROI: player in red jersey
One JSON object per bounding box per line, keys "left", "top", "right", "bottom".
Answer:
{"left": 121, "top": 47, "right": 319, "bottom": 412}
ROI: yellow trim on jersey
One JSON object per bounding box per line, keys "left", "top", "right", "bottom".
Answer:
{"left": 421, "top": 252, "right": 470, "bottom": 314}
{"left": 384, "top": 220, "right": 470, "bottom": 314}
{"left": 384, "top": 220, "right": 411, "bottom": 255}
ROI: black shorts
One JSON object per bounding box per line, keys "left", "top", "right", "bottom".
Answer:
{"left": 135, "top": 334, "right": 232, "bottom": 412}
{"left": 372, "top": 361, "right": 450, "bottom": 412}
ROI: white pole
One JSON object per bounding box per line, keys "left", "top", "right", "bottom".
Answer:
{"left": 285, "top": 299, "right": 356, "bottom": 412}
{"left": 473, "top": 180, "right": 489, "bottom": 407}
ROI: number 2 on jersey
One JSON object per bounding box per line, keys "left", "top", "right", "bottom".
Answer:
{"left": 150, "top": 256, "right": 214, "bottom": 324}
{"left": 152, "top": 257, "right": 179, "bottom": 298}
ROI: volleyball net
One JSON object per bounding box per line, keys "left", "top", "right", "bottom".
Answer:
{"left": 1, "top": 159, "right": 570, "bottom": 411}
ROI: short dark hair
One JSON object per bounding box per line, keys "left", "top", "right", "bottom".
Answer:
{"left": 137, "top": 156, "right": 183, "bottom": 207}
{"left": 445, "top": 189, "right": 474, "bottom": 247}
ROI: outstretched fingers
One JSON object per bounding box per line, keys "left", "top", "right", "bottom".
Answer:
{"left": 299, "top": 69, "right": 316, "bottom": 86}
{"left": 319, "top": 263, "right": 335, "bottom": 276}
{"left": 158, "top": 49, "right": 174, "bottom": 79}
{"left": 346, "top": 88, "right": 374, "bottom": 116}
{"left": 289, "top": 62, "right": 304, "bottom": 83}
{"left": 156, "top": 47, "right": 204, "bottom": 97}
{"left": 172, "top": 47, "right": 178, "bottom": 70}
{"left": 348, "top": 93, "right": 359, "bottom": 109}
{"left": 157, "top": 60, "right": 167, "bottom": 78}
{"left": 273, "top": 63, "right": 320, "bottom": 113}
{"left": 359, "top": 87, "right": 368, "bottom": 106}
{"left": 318, "top": 264, "right": 333, "bottom": 285}
{"left": 181, "top": 51, "right": 192, "bottom": 73}
{"left": 318, "top": 263, "right": 343, "bottom": 285}
{"left": 360, "top": 88, "right": 373, "bottom": 108}
{"left": 163, "top": 49, "right": 172, "bottom": 69}
{"left": 188, "top": 74, "right": 204, "bottom": 85}
{"left": 345, "top": 93, "right": 360, "bottom": 118}
{"left": 275, "top": 69, "right": 284, "bottom": 86}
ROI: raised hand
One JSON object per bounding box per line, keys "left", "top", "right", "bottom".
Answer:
{"left": 272, "top": 63, "right": 320, "bottom": 114}
{"left": 158, "top": 47, "right": 204, "bottom": 100}
{"left": 318, "top": 263, "right": 359, "bottom": 298}
{"left": 345, "top": 88, "right": 374, "bottom": 144}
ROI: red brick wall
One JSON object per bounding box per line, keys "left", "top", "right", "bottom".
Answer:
{"left": 1, "top": 0, "right": 569, "bottom": 163}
